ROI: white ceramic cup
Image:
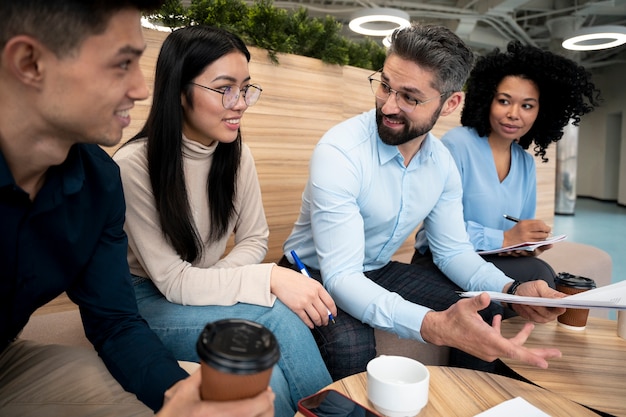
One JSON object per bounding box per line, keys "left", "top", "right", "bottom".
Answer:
{"left": 618, "top": 310, "right": 626, "bottom": 340}
{"left": 366, "top": 355, "right": 429, "bottom": 417}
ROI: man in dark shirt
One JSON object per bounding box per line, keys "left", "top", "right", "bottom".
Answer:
{"left": 0, "top": 1, "right": 275, "bottom": 416}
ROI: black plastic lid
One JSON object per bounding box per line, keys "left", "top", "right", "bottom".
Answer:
{"left": 555, "top": 272, "right": 596, "bottom": 289}
{"left": 196, "top": 319, "right": 280, "bottom": 375}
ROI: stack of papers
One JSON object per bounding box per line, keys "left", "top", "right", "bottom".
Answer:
{"left": 477, "top": 234, "right": 567, "bottom": 255}
{"left": 460, "top": 280, "right": 626, "bottom": 310}
{"left": 474, "top": 397, "right": 551, "bottom": 417}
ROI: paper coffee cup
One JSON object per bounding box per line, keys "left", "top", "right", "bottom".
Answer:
{"left": 555, "top": 273, "right": 596, "bottom": 330}
{"left": 196, "top": 319, "right": 280, "bottom": 401}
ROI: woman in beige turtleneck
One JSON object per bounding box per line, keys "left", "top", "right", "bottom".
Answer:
{"left": 114, "top": 26, "right": 335, "bottom": 417}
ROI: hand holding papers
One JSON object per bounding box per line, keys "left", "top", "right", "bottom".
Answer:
{"left": 477, "top": 234, "right": 567, "bottom": 255}
{"left": 460, "top": 280, "right": 626, "bottom": 310}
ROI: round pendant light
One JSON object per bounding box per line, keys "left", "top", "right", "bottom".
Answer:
{"left": 562, "top": 25, "right": 626, "bottom": 51}
{"left": 349, "top": 8, "right": 411, "bottom": 37}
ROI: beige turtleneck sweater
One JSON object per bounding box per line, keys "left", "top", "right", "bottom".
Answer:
{"left": 114, "top": 137, "right": 275, "bottom": 307}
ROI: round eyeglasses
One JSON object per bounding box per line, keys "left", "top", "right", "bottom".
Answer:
{"left": 368, "top": 72, "right": 445, "bottom": 113}
{"left": 190, "top": 82, "right": 262, "bottom": 109}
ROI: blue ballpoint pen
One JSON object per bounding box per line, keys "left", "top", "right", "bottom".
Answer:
{"left": 290, "top": 250, "right": 335, "bottom": 324}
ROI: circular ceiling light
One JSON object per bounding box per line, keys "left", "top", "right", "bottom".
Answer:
{"left": 349, "top": 8, "right": 411, "bottom": 37}
{"left": 562, "top": 25, "right": 626, "bottom": 51}
{"left": 141, "top": 16, "right": 174, "bottom": 32}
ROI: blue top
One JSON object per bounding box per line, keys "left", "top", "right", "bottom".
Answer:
{"left": 283, "top": 110, "right": 512, "bottom": 342}
{"left": 0, "top": 144, "right": 187, "bottom": 411}
{"left": 416, "top": 126, "right": 536, "bottom": 252}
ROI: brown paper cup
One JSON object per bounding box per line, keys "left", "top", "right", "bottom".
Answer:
{"left": 196, "top": 319, "right": 280, "bottom": 401}
{"left": 200, "top": 361, "right": 273, "bottom": 401}
{"left": 555, "top": 273, "right": 596, "bottom": 330}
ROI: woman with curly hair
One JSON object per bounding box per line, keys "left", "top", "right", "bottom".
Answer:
{"left": 414, "top": 40, "right": 600, "bottom": 293}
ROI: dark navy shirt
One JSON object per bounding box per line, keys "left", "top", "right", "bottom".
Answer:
{"left": 0, "top": 144, "right": 187, "bottom": 411}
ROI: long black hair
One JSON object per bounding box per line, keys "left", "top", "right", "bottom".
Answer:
{"left": 127, "top": 25, "right": 250, "bottom": 263}
{"left": 461, "top": 41, "right": 601, "bottom": 162}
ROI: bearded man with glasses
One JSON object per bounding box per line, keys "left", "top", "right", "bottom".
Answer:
{"left": 281, "top": 24, "right": 566, "bottom": 380}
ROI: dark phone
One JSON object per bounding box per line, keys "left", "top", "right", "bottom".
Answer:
{"left": 297, "top": 389, "right": 382, "bottom": 417}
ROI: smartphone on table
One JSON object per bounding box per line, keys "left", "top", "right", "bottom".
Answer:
{"left": 297, "top": 389, "right": 383, "bottom": 417}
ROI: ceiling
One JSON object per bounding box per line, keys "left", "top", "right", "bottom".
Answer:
{"left": 252, "top": 0, "right": 626, "bottom": 68}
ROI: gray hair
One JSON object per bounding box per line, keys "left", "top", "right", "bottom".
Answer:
{"left": 387, "top": 24, "right": 474, "bottom": 95}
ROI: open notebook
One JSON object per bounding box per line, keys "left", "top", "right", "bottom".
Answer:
{"left": 460, "top": 279, "right": 626, "bottom": 310}
{"left": 477, "top": 234, "right": 567, "bottom": 255}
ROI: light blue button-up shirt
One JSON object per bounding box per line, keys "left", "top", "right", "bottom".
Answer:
{"left": 416, "top": 126, "right": 537, "bottom": 252}
{"left": 284, "top": 110, "right": 512, "bottom": 342}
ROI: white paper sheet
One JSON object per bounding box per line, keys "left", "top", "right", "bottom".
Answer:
{"left": 474, "top": 397, "right": 551, "bottom": 417}
{"left": 460, "top": 280, "right": 626, "bottom": 310}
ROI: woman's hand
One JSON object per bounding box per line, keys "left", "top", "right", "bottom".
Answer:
{"left": 269, "top": 265, "right": 337, "bottom": 328}
{"left": 503, "top": 219, "right": 551, "bottom": 247}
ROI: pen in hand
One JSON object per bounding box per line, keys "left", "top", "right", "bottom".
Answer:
{"left": 503, "top": 214, "right": 520, "bottom": 223}
{"left": 290, "top": 250, "right": 335, "bottom": 324}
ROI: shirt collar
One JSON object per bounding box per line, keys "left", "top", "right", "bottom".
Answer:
{"left": 376, "top": 131, "right": 437, "bottom": 168}
{"left": 182, "top": 134, "right": 218, "bottom": 160}
{"left": 0, "top": 144, "right": 86, "bottom": 210}
{"left": 0, "top": 150, "right": 14, "bottom": 189}
{"left": 59, "top": 144, "right": 86, "bottom": 196}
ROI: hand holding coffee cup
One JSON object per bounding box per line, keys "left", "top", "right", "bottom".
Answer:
{"left": 366, "top": 355, "right": 429, "bottom": 417}
{"left": 196, "top": 319, "right": 280, "bottom": 401}
{"left": 555, "top": 273, "right": 596, "bottom": 331}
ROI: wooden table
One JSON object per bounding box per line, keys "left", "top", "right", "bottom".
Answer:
{"left": 295, "top": 366, "right": 598, "bottom": 416}
{"left": 500, "top": 316, "right": 626, "bottom": 417}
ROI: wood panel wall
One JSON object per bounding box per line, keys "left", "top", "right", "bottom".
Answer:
{"left": 106, "top": 28, "right": 555, "bottom": 263}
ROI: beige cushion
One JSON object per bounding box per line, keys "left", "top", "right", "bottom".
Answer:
{"left": 20, "top": 309, "right": 90, "bottom": 348}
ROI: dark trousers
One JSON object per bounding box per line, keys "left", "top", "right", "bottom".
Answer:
{"left": 413, "top": 250, "right": 557, "bottom": 320}
{"left": 479, "top": 254, "right": 556, "bottom": 288}
{"left": 279, "top": 256, "right": 503, "bottom": 380}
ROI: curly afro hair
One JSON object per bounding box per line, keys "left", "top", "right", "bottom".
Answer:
{"left": 460, "top": 40, "right": 601, "bottom": 162}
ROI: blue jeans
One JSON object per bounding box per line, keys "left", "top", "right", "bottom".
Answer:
{"left": 132, "top": 276, "right": 331, "bottom": 417}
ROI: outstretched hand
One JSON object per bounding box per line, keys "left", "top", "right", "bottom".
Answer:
{"left": 420, "top": 292, "right": 562, "bottom": 369}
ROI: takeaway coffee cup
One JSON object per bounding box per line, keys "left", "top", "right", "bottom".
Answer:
{"left": 366, "top": 355, "right": 430, "bottom": 417}
{"left": 196, "top": 319, "right": 280, "bottom": 401}
{"left": 555, "top": 272, "right": 596, "bottom": 330}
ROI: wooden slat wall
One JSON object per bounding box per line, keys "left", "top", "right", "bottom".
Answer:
{"left": 106, "top": 28, "right": 555, "bottom": 264}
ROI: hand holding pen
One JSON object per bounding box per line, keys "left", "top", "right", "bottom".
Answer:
{"left": 502, "top": 214, "right": 553, "bottom": 248}
{"left": 291, "top": 250, "right": 336, "bottom": 324}
{"left": 503, "top": 214, "right": 520, "bottom": 223}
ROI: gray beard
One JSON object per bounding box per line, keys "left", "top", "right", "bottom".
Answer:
{"left": 375, "top": 105, "right": 442, "bottom": 146}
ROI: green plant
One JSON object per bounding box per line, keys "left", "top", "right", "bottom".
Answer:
{"left": 150, "top": 0, "right": 386, "bottom": 69}
{"left": 147, "top": 0, "right": 189, "bottom": 27}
